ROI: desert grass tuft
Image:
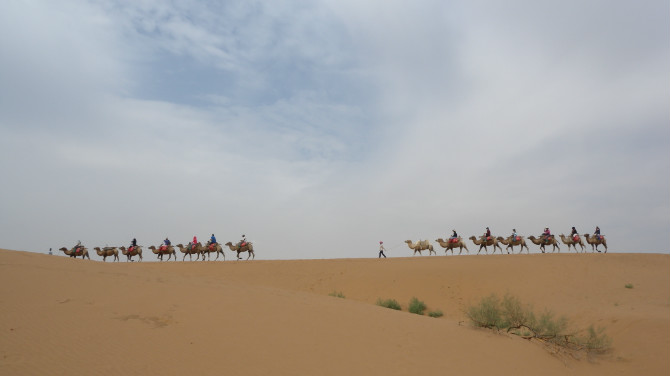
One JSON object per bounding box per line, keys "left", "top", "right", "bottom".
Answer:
{"left": 376, "top": 298, "right": 402, "bottom": 310}
{"left": 328, "top": 291, "right": 346, "bottom": 298}
{"left": 408, "top": 297, "right": 427, "bottom": 315}
{"left": 428, "top": 310, "right": 443, "bottom": 318}
{"left": 624, "top": 283, "right": 634, "bottom": 289}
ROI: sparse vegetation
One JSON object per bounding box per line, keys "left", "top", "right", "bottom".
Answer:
{"left": 466, "top": 293, "right": 611, "bottom": 354}
{"left": 376, "top": 298, "right": 402, "bottom": 310}
{"left": 408, "top": 297, "right": 427, "bottom": 315}
{"left": 328, "top": 291, "right": 346, "bottom": 298}
{"left": 428, "top": 310, "right": 443, "bottom": 318}
{"left": 625, "top": 283, "right": 634, "bottom": 289}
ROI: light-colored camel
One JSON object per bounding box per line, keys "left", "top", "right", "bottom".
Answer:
{"left": 559, "top": 234, "right": 585, "bottom": 253}
{"left": 435, "top": 238, "right": 469, "bottom": 255}
{"left": 468, "top": 236, "right": 504, "bottom": 254}
{"left": 175, "top": 243, "right": 204, "bottom": 261}
{"left": 528, "top": 236, "right": 560, "bottom": 253}
{"left": 584, "top": 234, "right": 608, "bottom": 253}
{"left": 201, "top": 242, "right": 225, "bottom": 261}
{"left": 93, "top": 246, "right": 119, "bottom": 262}
{"left": 59, "top": 246, "right": 90, "bottom": 260}
{"left": 496, "top": 236, "right": 530, "bottom": 254}
{"left": 148, "top": 245, "right": 177, "bottom": 261}
{"left": 404, "top": 240, "right": 436, "bottom": 256}
{"left": 118, "top": 246, "right": 143, "bottom": 262}
{"left": 224, "top": 241, "right": 255, "bottom": 260}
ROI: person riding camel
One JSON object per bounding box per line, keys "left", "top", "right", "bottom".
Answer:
{"left": 160, "top": 237, "right": 171, "bottom": 252}
{"left": 449, "top": 230, "right": 458, "bottom": 242}
{"left": 189, "top": 235, "right": 197, "bottom": 251}
{"left": 73, "top": 240, "right": 82, "bottom": 255}
{"left": 208, "top": 234, "right": 217, "bottom": 250}
{"left": 239, "top": 235, "right": 247, "bottom": 247}
{"left": 129, "top": 238, "right": 137, "bottom": 253}
{"left": 571, "top": 227, "right": 579, "bottom": 241}
{"left": 594, "top": 226, "right": 601, "bottom": 241}
{"left": 511, "top": 229, "right": 518, "bottom": 242}
{"left": 542, "top": 228, "right": 551, "bottom": 243}
{"left": 483, "top": 227, "right": 491, "bottom": 242}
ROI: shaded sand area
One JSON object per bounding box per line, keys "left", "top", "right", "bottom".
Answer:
{"left": 1, "top": 249, "right": 668, "bottom": 375}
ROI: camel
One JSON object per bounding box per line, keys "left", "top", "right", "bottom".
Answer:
{"left": 468, "top": 236, "right": 504, "bottom": 254}
{"left": 58, "top": 246, "right": 90, "bottom": 260}
{"left": 224, "top": 241, "right": 255, "bottom": 260}
{"left": 527, "top": 236, "right": 560, "bottom": 253}
{"left": 201, "top": 242, "right": 225, "bottom": 261}
{"left": 583, "top": 234, "right": 608, "bottom": 253}
{"left": 93, "top": 246, "right": 119, "bottom": 262}
{"left": 404, "top": 240, "right": 435, "bottom": 256}
{"left": 435, "top": 238, "right": 469, "bottom": 255}
{"left": 175, "top": 243, "right": 204, "bottom": 261}
{"left": 148, "top": 245, "right": 177, "bottom": 261}
{"left": 496, "top": 236, "right": 530, "bottom": 254}
{"left": 558, "top": 234, "right": 585, "bottom": 253}
{"left": 118, "top": 246, "right": 143, "bottom": 262}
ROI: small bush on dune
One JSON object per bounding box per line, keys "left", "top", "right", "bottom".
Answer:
{"left": 328, "top": 291, "right": 345, "bottom": 298}
{"left": 408, "top": 297, "right": 427, "bottom": 315}
{"left": 428, "top": 310, "right": 443, "bottom": 318}
{"left": 377, "top": 298, "right": 402, "bottom": 310}
{"left": 466, "top": 293, "right": 612, "bottom": 354}
{"left": 625, "top": 283, "right": 634, "bottom": 289}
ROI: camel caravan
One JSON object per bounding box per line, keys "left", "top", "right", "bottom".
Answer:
{"left": 58, "top": 234, "right": 256, "bottom": 262}
{"left": 406, "top": 226, "right": 607, "bottom": 256}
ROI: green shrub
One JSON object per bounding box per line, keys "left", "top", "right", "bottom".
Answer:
{"left": 376, "top": 298, "right": 402, "bottom": 310}
{"left": 625, "top": 283, "right": 634, "bottom": 289}
{"left": 466, "top": 293, "right": 611, "bottom": 354}
{"left": 428, "top": 310, "right": 443, "bottom": 318}
{"left": 328, "top": 291, "right": 345, "bottom": 298}
{"left": 408, "top": 297, "right": 427, "bottom": 315}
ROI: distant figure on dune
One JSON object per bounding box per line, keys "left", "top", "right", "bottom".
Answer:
{"left": 378, "top": 241, "right": 386, "bottom": 258}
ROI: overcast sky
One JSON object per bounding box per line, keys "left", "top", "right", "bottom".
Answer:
{"left": 1, "top": 0, "right": 668, "bottom": 259}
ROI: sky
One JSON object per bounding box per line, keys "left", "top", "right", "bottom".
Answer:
{"left": 1, "top": 0, "right": 668, "bottom": 259}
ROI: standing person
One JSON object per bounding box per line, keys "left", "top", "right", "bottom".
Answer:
{"left": 378, "top": 241, "right": 386, "bottom": 258}
{"left": 49, "top": 247, "right": 52, "bottom": 255}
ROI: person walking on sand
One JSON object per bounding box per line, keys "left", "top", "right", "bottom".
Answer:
{"left": 378, "top": 241, "right": 387, "bottom": 258}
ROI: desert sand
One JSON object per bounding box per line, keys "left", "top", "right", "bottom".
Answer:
{"left": 1, "top": 249, "right": 668, "bottom": 375}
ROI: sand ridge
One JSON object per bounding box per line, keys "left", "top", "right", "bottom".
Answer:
{"left": 1, "top": 249, "right": 668, "bottom": 375}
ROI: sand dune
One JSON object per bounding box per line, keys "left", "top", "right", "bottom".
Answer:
{"left": 1, "top": 249, "right": 668, "bottom": 375}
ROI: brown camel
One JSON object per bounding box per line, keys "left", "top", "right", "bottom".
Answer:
{"left": 148, "top": 245, "right": 177, "bottom": 261}
{"left": 58, "top": 246, "right": 90, "bottom": 260}
{"left": 527, "top": 236, "right": 560, "bottom": 253}
{"left": 93, "top": 246, "right": 119, "bottom": 262}
{"left": 558, "top": 234, "right": 585, "bottom": 253}
{"left": 201, "top": 242, "right": 225, "bottom": 261}
{"left": 224, "top": 241, "right": 255, "bottom": 260}
{"left": 435, "top": 238, "right": 469, "bottom": 255}
{"left": 496, "top": 236, "right": 530, "bottom": 254}
{"left": 584, "top": 234, "right": 608, "bottom": 253}
{"left": 175, "top": 243, "right": 204, "bottom": 261}
{"left": 404, "top": 240, "right": 435, "bottom": 256}
{"left": 118, "top": 246, "right": 143, "bottom": 262}
{"left": 468, "top": 236, "right": 503, "bottom": 254}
